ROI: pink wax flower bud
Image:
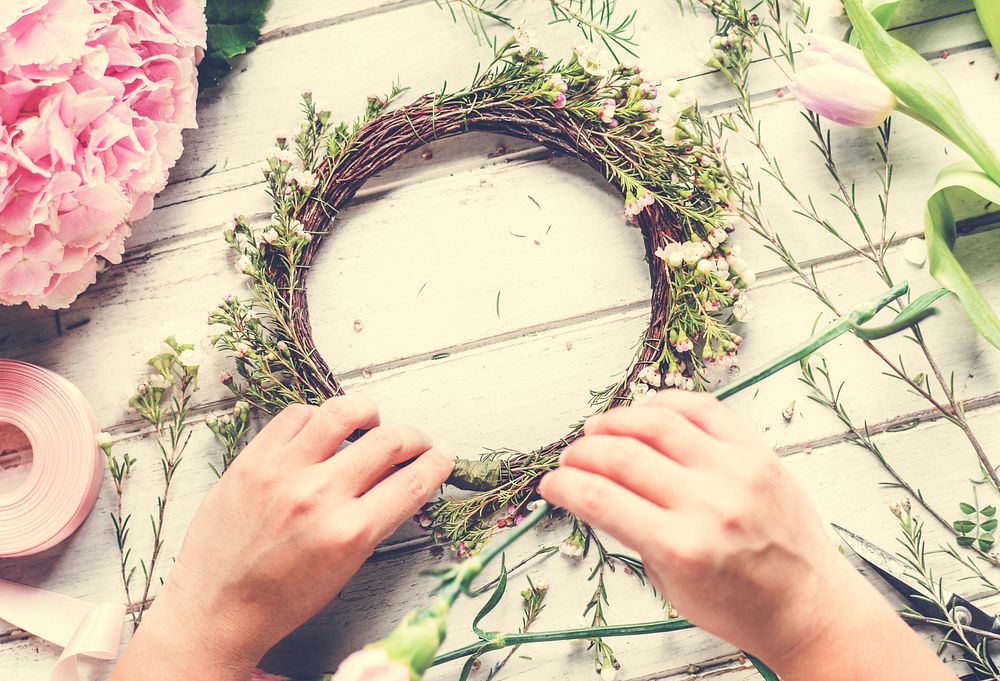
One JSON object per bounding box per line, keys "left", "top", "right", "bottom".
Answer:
{"left": 789, "top": 35, "right": 896, "bottom": 128}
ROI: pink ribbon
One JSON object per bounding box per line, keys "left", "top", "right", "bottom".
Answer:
{"left": 0, "top": 360, "right": 125, "bottom": 680}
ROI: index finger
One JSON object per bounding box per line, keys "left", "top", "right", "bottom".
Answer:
{"left": 647, "top": 390, "right": 758, "bottom": 445}
{"left": 358, "top": 448, "right": 454, "bottom": 540}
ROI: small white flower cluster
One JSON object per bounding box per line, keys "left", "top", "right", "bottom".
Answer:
{"left": 653, "top": 82, "right": 696, "bottom": 145}
{"left": 672, "top": 331, "right": 694, "bottom": 353}
{"left": 573, "top": 43, "right": 610, "bottom": 79}
{"left": 637, "top": 364, "right": 661, "bottom": 387}
{"left": 725, "top": 245, "right": 756, "bottom": 287}
{"left": 287, "top": 168, "right": 317, "bottom": 190}
{"left": 512, "top": 19, "right": 536, "bottom": 56}
{"left": 732, "top": 295, "right": 754, "bottom": 322}
{"left": 654, "top": 238, "right": 712, "bottom": 268}
{"left": 123, "top": 336, "right": 209, "bottom": 413}
{"left": 631, "top": 362, "right": 695, "bottom": 397}
{"left": 236, "top": 254, "right": 253, "bottom": 274}
{"left": 559, "top": 537, "right": 584, "bottom": 559}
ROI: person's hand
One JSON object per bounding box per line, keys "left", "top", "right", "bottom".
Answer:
{"left": 111, "top": 396, "right": 453, "bottom": 681}
{"left": 539, "top": 390, "right": 957, "bottom": 681}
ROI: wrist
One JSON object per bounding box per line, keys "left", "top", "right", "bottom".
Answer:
{"left": 747, "top": 554, "right": 872, "bottom": 679}
{"left": 117, "top": 581, "right": 262, "bottom": 681}
{"left": 759, "top": 559, "right": 948, "bottom": 681}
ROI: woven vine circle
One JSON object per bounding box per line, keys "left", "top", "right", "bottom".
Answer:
{"left": 294, "top": 100, "right": 675, "bottom": 407}
{"left": 215, "top": 44, "right": 751, "bottom": 546}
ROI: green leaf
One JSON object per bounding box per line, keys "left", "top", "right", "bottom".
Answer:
{"left": 953, "top": 519, "right": 977, "bottom": 533}
{"left": 199, "top": 0, "right": 271, "bottom": 91}
{"left": 983, "top": 505, "right": 997, "bottom": 517}
{"left": 979, "top": 533, "right": 995, "bottom": 551}
{"left": 981, "top": 518, "right": 998, "bottom": 532}
{"left": 973, "top": 0, "right": 1000, "bottom": 60}
{"left": 851, "top": 287, "right": 948, "bottom": 340}
{"left": 957, "top": 535, "right": 976, "bottom": 547}
{"left": 843, "top": 0, "right": 1000, "bottom": 185}
{"left": 848, "top": 0, "right": 902, "bottom": 45}
{"left": 960, "top": 501, "right": 977, "bottom": 515}
{"left": 924, "top": 161, "right": 1000, "bottom": 350}
{"left": 472, "top": 557, "right": 507, "bottom": 638}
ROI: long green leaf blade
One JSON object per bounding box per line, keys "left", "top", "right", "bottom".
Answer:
{"left": 924, "top": 161, "right": 1000, "bottom": 349}
{"left": 973, "top": 0, "right": 1000, "bottom": 60}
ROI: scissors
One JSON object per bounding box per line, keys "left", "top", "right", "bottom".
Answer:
{"left": 833, "top": 524, "right": 1000, "bottom": 680}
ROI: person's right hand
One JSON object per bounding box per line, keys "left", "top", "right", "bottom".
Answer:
{"left": 111, "top": 395, "right": 454, "bottom": 681}
{"left": 539, "top": 390, "right": 958, "bottom": 681}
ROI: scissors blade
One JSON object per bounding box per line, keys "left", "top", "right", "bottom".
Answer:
{"left": 831, "top": 523, "right": 942, "bottom": 618}
{"left": 834, "top": 523, "right": 1000, "bottom": 679}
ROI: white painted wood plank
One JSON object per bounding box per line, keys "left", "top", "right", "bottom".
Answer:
{"left": 4, "top": 71, "right": 1000, "bottom": 442}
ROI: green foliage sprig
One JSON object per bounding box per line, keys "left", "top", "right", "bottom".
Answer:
{"left": 954, "top": 492, "right": 997, "bottom": 553}
{"left": 101, "top": 336, "right": 206, "bottom": 629}
{"left": 205, "top": 399, "right": 252, "bottom": 476}
{"left": 435, "top": 1, "right": 638, "bottom": 60}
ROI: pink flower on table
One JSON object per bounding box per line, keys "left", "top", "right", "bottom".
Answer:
{"left": 0, "top": 0, "right": 206, "bottom": 309}
{"left": 0, "top": 0, "right": 93, "bottom": 71}
{"left": 789, "top": 35, "right": 896, "bottom": 128}
{"left": 331, "top": 648, "right": 410, "bottom": 681}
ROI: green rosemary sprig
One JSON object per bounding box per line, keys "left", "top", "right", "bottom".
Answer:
{"left": 893, "top": 502, "right": 1000, "bottom": 678}
{"left": 435, "top": 1, "right": 638, "bottom": 60}
{"left": 105, "top": 336, "right": 205, "bottom": 629}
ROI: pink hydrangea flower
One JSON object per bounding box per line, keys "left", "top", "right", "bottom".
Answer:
{"left": 0, "top": 0, "right": 206, "bottom": 309}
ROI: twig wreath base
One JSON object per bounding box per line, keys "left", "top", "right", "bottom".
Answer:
{"left": 212, "top": 38, "right": 755, "bottom": 549}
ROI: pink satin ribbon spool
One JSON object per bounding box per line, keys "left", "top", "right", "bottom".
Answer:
{"left": 0, "top": 360, "right": 103, "bottom": 556}
{"left": 0, "top": 360, "right": 125, "bottom": 680}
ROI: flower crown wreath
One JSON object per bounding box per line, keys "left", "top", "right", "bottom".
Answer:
{"left": 210, "top": 34, "right": 755, "bottom": 549}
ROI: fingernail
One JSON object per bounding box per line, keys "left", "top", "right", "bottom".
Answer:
{"left": 430, "top": 446, "right": 456, "bottom": 469}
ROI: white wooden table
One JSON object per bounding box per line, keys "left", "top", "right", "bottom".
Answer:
{"left": 2, "top": 1, "right": 1000, "bottom": 679}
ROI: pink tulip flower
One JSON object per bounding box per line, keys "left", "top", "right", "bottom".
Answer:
{"left": 789, "top": 35, "right": 897, "bottom": 128}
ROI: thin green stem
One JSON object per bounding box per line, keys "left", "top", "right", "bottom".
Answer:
{"left": 431, "top": 618, "right": 694, "bottom": 666}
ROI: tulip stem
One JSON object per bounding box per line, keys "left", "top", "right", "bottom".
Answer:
{"left": 712, "top": 280, "right": 910, "bottom": 399}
